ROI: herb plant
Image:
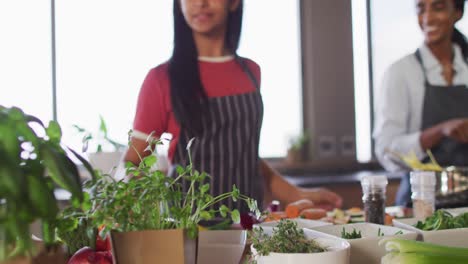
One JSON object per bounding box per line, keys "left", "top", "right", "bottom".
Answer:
{"left": 88, "top": 136, "right": 259, "bottom": 239}
{"left": 0, "top": 106, "right": 94, "bottom": 261}
{"left": 73, "top": 115, "right": 125, "bottom": 153}
{"left": 341, "top": 227, "right": 362, "bottom": 239}
{"left": 250, "top": 219, "right": 326, "bottom": 260}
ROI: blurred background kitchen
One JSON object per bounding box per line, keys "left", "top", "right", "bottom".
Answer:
{"left": 2, "top": 0, "right": 468, "bottom": 210}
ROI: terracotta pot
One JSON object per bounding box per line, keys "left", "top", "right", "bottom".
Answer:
{"left": 111, "top": 229, "right": 196, "bottom": 264}
{"left": 286, "top": 149, "right": 303, "bottom": 164}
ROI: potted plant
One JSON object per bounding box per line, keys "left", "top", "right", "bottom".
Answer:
{"left": 286, "top": 133, "right": 308, "bottom": 164}
{"left": 73, "top": 115, "right": 126, "bottom": 176}
{"left": 86, "top": 137, "right": 259, "bottom": 264}
{"left": 0, "top": 106, "right": 94, "bottom": 264}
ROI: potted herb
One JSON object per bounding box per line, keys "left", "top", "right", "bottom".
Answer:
{"left": 0, "top": 106, "right": 94, "bottom": 264}
{"left": 248, "top": 219, "right": 350, "bottom": 264}
{"left": 88, "top": 137, "right": 259, "bottom": 264}
{"left": 73, "top": 115, "right": 126, "bottom": 176}
{"left": 286, "top": 133, "right": 308, "bottom": 164}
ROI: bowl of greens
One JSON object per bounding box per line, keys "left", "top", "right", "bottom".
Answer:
{"left": 249, "top": 219, "right": 350, "bottom": 264}
{"left": 310, "top": 222, "right": 416, "bottom": 264}
{"left": 393, "top": 208, "right": 468, "bottom": 247}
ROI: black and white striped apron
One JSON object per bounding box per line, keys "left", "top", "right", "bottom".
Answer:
{"left": 172, "top": 57, "right": 264, "bottom": 212}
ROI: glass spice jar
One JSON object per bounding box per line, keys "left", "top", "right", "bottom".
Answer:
{"left": 410, "top": 171, "right": 436, "bottom": 220}
{"left": 361, "top": 175, "right": 388, "bottom": 225}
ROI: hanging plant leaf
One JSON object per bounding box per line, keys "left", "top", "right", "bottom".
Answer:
{"left": 68, "top": 147, "right": 97, "bottom": 181}
{"left": 46, "top": 120, "right": 62, "bottom": 144}
{"left": 41, "top": 143, "right": 83, "bottom": 202}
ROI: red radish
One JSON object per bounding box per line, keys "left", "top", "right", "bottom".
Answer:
{"left": 240, "top": 212, "right": 260, "bottom": 230}
{"left": 68, "top": 247, "right": 113, "bottom": 264}
{"left": 96, "top": 226, "right": 111, "bottom": 252}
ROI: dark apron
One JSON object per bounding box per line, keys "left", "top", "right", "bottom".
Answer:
{"left": 171, "top": 56, "right": 264, "bottom": 212}
{"left": 395, "top": 49, "right": 468, "bottom": 206}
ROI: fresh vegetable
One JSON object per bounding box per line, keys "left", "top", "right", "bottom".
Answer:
{"left": 299, "top": 208, "right": 327, "bottom": 220}
{"left": 250, "top": 219, "right": 326, "bottom": 257}
{"left": 67, "top": 247, "right": 112, "bottom": 264}
{"left": 382, "top": 252, "right": 468, "bottom": 264}
{"left": 264, "top": 211, "right": 287, "bottom": 222}
{"left": 285, "top": 199, "right": 314, "bottom": 218}
{"left": 415, "top": 210, "right": 468, "bottom": 231}
{"left": 341, "top": 228, "right": 362, "bottom": 239}
{"left": 380, "top": 238, "right": 468, "bottom": 264}
{"left": 388, "top": 149, "right": 443, "bottom": 171}
{"left": 95, "top": 225, "right": 111, "bottom": 252}
{"left": 240, "top": 212, "right": 261, "bottom": 230}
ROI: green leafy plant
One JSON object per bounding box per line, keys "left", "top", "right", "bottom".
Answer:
{"left": 415, "top": 210, "right": 468, "bottom": 231}
{"left": 55, "top": 196, "right": 96, "bottom": 255}
{"left": 288, "top": 132, "right": 309, "bottom": 152}
{"left": 73, "top": 115, "right": 125, "bottom": 153}
{"left": 341, "top": 227, "right": 362, "bottom": 239}
{"left": 250, "top": 219, "right": 326, "bottom": 260}
{"left": 0, "top": 106, "right": 94, "bottom": 261}
{"left": 88, "top": 136, "right": 260, "bottom": 239}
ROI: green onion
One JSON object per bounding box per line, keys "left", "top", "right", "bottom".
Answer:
{"left": 382, "top": 252, "right": 468, "bottom": 264}
{"left": 379, "top": 238, "right": 468, "bottom": 257}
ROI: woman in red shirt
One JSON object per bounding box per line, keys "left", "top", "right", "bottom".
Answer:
{"left": 125, "top": 0, "right": 342, "bottom": 212}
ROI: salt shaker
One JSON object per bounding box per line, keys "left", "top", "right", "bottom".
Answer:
{"left": 361, "top": 175, "right": 388, "bottom": 225}
{"left": 410, "top": 171, "right": 436, "bottom": 220}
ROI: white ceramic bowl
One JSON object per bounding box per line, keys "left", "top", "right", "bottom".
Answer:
{"left": 251, "top": 227, "right": 350, "bottom": 264}
{"left": 311, "top": 222, "right": 417, "bottom": 264}
{"left": 197, "top": 230, "right": 247, "bottom": 264}
{"left": 393, "top": 217, "right": 468, "bottom": 247}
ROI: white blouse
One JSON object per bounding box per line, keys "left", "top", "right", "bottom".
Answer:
{"left": 373, "top": 44, "right": 468, "bottom": 172}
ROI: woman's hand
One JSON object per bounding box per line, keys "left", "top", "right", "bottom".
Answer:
{"left": 441, "top": 118, "right": 468, "bottom": 143}
{"left": 298, "top": 187, "right": 343, "bottom": 210}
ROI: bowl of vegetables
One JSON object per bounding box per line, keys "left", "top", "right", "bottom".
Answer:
{"left": 249, "top": 219, "right": 350, "bottom": 264}
{"left": 393, "top": 209, "right": 468, "bottom": 247}
{"left": 310, "top": 222, "right": 417, "bottom": 264}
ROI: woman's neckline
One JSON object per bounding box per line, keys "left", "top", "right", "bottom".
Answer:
{"left": 198, "top": 55, "right": 235, "bottom": 63}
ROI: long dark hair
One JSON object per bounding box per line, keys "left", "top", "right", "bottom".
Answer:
{"left": 453, "top": 0, "right": 468, "bottom": 59}
{"left": 168, "top": 1, "right": 244, "bottom": 135}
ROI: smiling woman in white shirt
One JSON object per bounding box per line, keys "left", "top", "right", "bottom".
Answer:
{"left": 374, "top": 0, "right": 468, "bottom": 205}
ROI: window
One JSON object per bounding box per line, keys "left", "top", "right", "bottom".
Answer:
{"left": 1, "top": 1, "right": 302, "bottom": 158}
{"left": 240, "top": 0, "right": 303, "bottom": 157}
{"left": 0, "top": 1, "right": 52, "bottom": 122}
{"left": 351, "top": 0, "right": 372, "bottom": 163}
{"left": 55, "top": 1, "right": 173, "bottom": 152}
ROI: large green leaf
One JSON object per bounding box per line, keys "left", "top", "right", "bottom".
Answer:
{"left": 0, "top": 154, "right": 21, "bottom": 198}
{"left": 41, "top": 144, "right": 83, "bottom": 202}
{"left": 68, "top": 147, "right": 97, "bottom": 180}
{"left": 27, "top": 174, "right": 58, "bottom": 219}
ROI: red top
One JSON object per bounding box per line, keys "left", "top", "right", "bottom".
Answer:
{"left": 133, "top": 56, "right": 261, "bottom": 160}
